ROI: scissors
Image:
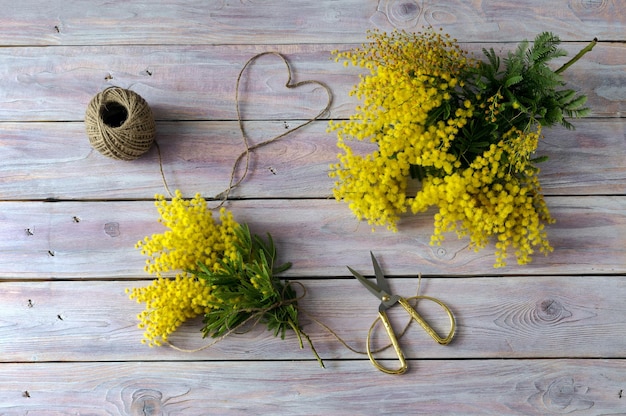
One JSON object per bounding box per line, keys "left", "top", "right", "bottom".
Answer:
{"left": 348, "top": 252, "right": 456, "bottom": 375}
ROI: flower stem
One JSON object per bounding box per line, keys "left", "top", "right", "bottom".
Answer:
{"left": 290, "top": 319, "right": 325, "bottom": 368}
{"left": 555, "top": 37, "right": 598, "bottom": 74}
{"left": 301, "top": 329, "right": 325, "bottom": 368}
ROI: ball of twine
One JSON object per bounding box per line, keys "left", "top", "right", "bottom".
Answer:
{"left": 85, "top": 87, "right": 156, "bottom": 161}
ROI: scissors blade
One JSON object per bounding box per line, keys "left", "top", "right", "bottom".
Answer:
{"left": 347, "top": 266, "right": 388, "bottom": 302}
{"left": 370, "top": 251, "right": 392, "bottom": 295}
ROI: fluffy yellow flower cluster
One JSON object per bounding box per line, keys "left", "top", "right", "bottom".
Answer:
{"left": 328, "top": 29, "right": 588, "bottom": 267}
{"left": 136, "top": 190, "right": 239, "bottom": 277}
{"left": 127, "top": 276, "right": 216, "bottom": 346}
{"left": 128, "top": 190, "right": 241, "bottom": 346}
{"left": 411, "top": 126, "right": 553, "bottom": 267}
{"left": 330, "top": 30, "right": 472, "bottom": 229}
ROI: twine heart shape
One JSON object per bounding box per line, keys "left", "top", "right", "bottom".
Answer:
{"left": 216, "top": 51, "right": 333, "bottom": 202}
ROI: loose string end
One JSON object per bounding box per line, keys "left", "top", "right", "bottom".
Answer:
{"left": 154, "top": 140, "right": 175, "bottom": 198}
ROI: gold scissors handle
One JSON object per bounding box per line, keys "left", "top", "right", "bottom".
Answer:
{"left": 367, "top": 309, "right": 408, "bottom": 374}
{"left": 366, "top": 295, "right": 456, "bottom": 375}
{"left": 400, "top": 296, "right": 456, "bottom": 345}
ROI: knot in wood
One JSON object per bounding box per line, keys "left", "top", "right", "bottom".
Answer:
{"left": 570, "top": 0, "right": 609, "bottom": 12}
{"left": 377, "top": 0, "right": 422, "bottom": 28}
{"left": 541, "top": 377, "right": 594, "bottom": 412}
{"left": 580, "top": 0, "right": 607, "bottom": 9}
{"left": 546, "top": 377, "right": 575, "bottom": 407}
{"left": 104, "top": 222, "right": 120, "bottom": 237}
{"left": 392, "top": 0, "right": 420, "bottom": 20}
{"left": 130, "top": 389, "right": 163, "bottom": 416}
{"left": 536, "top": 298, "right": 564, "bottom": 322}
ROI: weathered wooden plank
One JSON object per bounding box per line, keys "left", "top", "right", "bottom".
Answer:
{"left": 0, "top": 43, "right": 622, "bottom": 122}
{"left": 0, "top": 119, "right": 623, "bottom": 200}
{"left": 0, "top": 276, "right": 624, "bottom": 362}
{"left": 0, "top": 120, "right": 336, "bottom": 200}
{"left": 0, "top": 44, "right": 337, "bottom": 122}
{"left": 0, "top": 1, "right": 620, "bottom": 413}
{"left": 0, "top": 0, "right": 621, "bottom": 46}
{"left": 0, "top": 197, "right": 625, "bottom": 278}
{"left": 538, "top": 120, "right": 626, "bottom": 196}
{"left": 0, "top": 359, "right": 624, "bottom": 414}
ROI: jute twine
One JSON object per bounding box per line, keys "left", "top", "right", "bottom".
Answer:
{"left": 85, "top": 87, "right": 156, "bottom": 161}
{"left": 154, "top": 52, "right": 333, "bottom": 206}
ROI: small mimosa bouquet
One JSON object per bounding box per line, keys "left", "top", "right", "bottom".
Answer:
{"left": 127, "top": 191, "right": 322, "bottom": 365}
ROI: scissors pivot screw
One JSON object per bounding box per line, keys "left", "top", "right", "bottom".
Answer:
{"left": 381, "top": 295, "right": 390, "bottom": 302}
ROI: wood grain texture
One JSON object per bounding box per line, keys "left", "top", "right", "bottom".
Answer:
{"left": 0, "top": 0, "right": 620, "bottom": 46}
{"left": 0, "top": 0, "right": 624, "bottom": 413}
{"left": 0, "top": 197, "right": 625, "bottom": 278}
{"left": 0, "top": 277, "right": 625, "bottom": 362}
{"left": 0, "top": 43, "right": 622, "bottom": 122}
{"left": 0, "top": 119, "right": 624, "bottom": 200}
{"left": 0, "top": 360, "right": 624, "bottom": 415}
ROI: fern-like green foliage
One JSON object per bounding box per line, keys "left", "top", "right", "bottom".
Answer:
{"left": 191, "top": 224, "right": 323, "bottom": 366}
{"left": 476, "top": 31, "right": 589, "bottom": 131}
{"left": 426, "top": 31, "right": 594, "bottom": 172}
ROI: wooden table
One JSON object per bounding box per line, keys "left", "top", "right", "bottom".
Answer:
{"left": 1, "top": 1, "right": 625, "bottom": 414}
